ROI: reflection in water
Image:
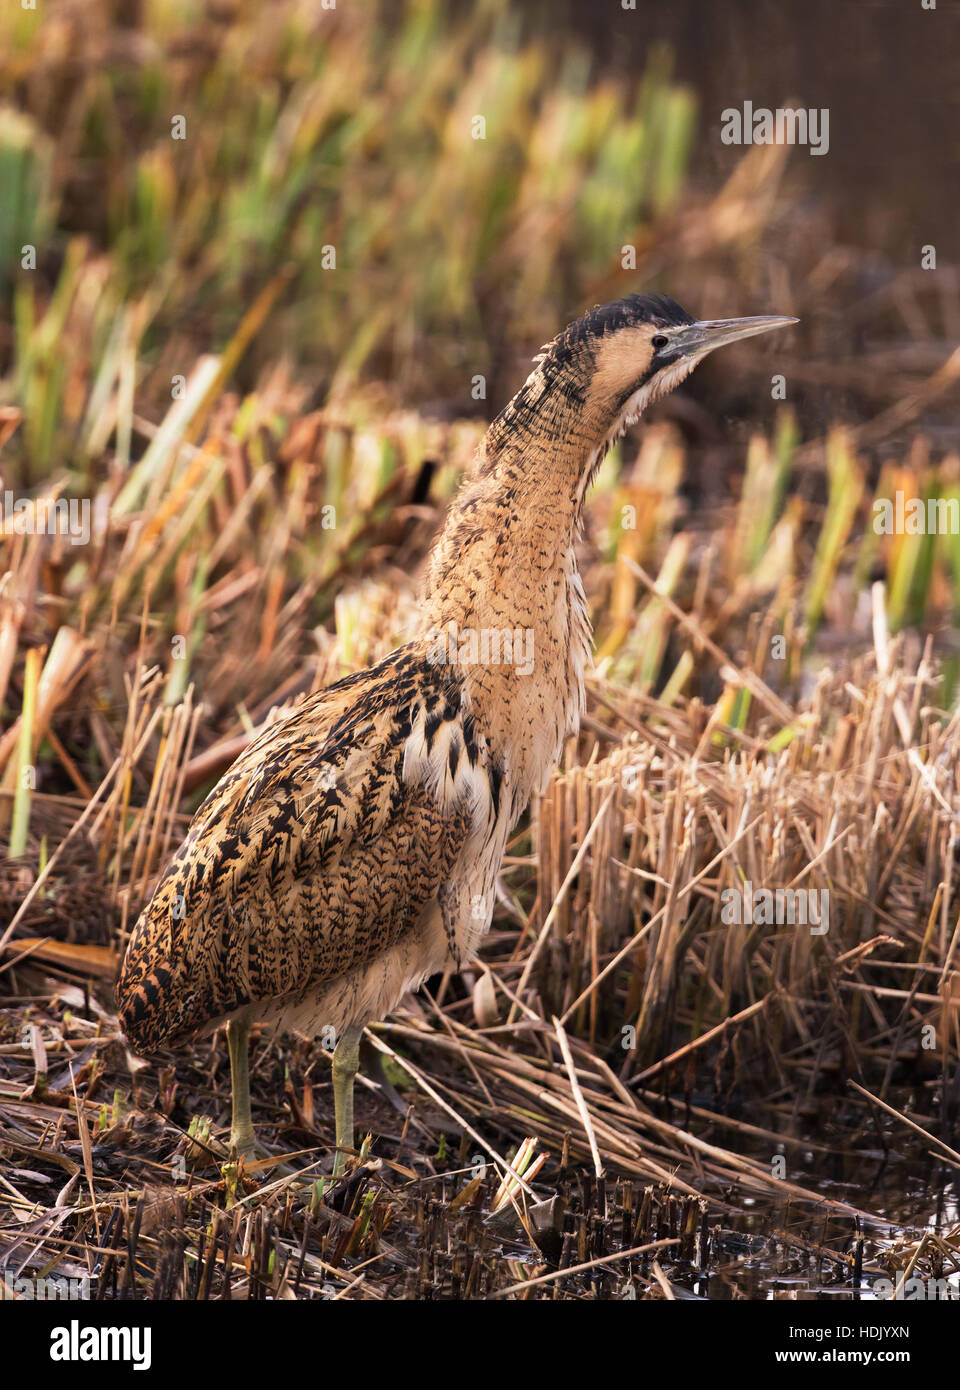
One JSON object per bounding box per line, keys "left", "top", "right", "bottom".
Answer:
{"left": 694, "top": 1113, "right": 959, "bottom": 1300}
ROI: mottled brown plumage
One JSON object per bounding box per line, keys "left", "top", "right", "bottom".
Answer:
{"left": 119, "top": 650, "right": 474, "bottom": 1050}
{"left": 117, "top": 294, "right": 795, "bottom": 1164}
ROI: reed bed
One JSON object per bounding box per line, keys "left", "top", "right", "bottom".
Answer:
{"left": 2, "top": 445, "right": 959, "bottom": 1294}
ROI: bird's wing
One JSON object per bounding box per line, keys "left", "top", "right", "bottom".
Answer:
{"left": 117, "top": 645, "right": 483, "bottom": 1048}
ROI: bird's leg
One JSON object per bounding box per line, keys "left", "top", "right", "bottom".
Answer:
{"left": 227, "top": 1017, "right": 256, "bottom": 1161}
{"left": 331, "top": 1023, "right": 363, "bottom": 1177}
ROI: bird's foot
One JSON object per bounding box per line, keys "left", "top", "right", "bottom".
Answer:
{"left": 222, "top": 1128, "right": 301, "bottom": 1179}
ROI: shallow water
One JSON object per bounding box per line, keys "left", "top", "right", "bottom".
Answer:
{"left": 682, "top": 1131, "right": 959, "bottom": 1300}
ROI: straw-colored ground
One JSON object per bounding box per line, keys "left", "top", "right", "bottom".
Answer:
{"left": 1, "top": 0, "right": 959, "bottom": 1299}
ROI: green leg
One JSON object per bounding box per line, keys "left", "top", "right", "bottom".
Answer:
{"left": 227, "top": 1018, "right": 256, "bottom": 1161}
{"left": 331, "top": 1023, "right": 363, "bottom": 1177}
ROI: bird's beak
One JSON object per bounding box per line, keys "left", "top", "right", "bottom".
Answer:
{"left": 670, "top": 314, "right": 798, "bottom": 359}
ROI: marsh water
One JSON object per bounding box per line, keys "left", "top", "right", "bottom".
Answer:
{"left": 699, "top": 1136, "right": 958, "bottom": 1301}
{"left": 475, "top": 1097, "right": 960, "bottom": 1300}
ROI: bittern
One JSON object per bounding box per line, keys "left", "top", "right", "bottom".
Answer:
{"left": 117, "top": 294, "right": 795, "bottom": 1173}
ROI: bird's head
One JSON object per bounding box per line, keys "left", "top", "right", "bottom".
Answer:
{"left": 494, "top": 293, "right": 797, "bottom": 506}
{"left": 572, "top": 292, "right": 796, "bottom": 424}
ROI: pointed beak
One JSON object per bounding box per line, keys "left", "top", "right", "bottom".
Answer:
{"left": 670, "top": 314, "right": 798, "bottom": 359}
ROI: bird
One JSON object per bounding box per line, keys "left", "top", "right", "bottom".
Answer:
{"left": 116, "top": 293, "right": 796, "bottom": 1173}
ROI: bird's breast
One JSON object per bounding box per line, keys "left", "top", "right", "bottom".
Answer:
{"left": 454, "top": 545, "right": 592, "bottom": 813}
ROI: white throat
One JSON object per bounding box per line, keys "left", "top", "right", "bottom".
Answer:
{"left": 576, "top": 350, "right": 706, "bottom": 508}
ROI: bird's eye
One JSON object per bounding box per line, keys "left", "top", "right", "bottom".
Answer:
{"left": 651, "top": 334, "right": 669, "bottom": 351}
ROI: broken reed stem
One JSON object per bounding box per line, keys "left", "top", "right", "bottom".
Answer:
{"left": 849, "top": 1081, "right": 960, "bottom": 1166}
{"left": 508, "top": 786, "right": 616, "bottom": 1024}
{"left": 560, "top": 812, "right": 764, "bottom": 1025}
{"left": 553, "top": 1015, "right": 603, "bottom": 1177}
{"left": 489, "top": 1238, "right": 681, "bottom": 1298}
{"left": 634, "top": 994, "right": 771, "bottom": 1084}
{"left": 365, "top": 1032, "right": 536, "bottom": 1197}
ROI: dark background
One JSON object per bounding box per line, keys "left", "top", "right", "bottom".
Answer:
{"left": 529, "top": 0, "right": 958, "bottom": 260}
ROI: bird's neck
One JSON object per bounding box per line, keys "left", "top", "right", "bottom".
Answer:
{"left": 423, "top": 404, "right": 598, "bottom": 636}
{"left": 423, "top": 361, "right": 611, "bottom": 623}
{"left": 420, "top": 372, "right": 607, "bottom": 812}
